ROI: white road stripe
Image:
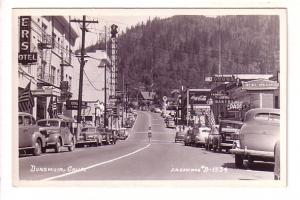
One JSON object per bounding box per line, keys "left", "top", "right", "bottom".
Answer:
{"left": 41, "top": 143, "right": 151, "bottom": 181}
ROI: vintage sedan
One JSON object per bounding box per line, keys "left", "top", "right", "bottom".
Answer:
{"left": 205, "top": 125, "right": 219, "bottom": 151}
{"left": 215, "top": 120, "right": 243, "bottom": 152}
{"left": 194, "top": 126, "right": 211, "bottom": 148}
{"left": 230, "top": 108, "right": 280, "bottom": 168}
{"left": 166, "top": 118, "right": 176, "bottom": 128}
{"left": 117, "top": 128, "right": 129, "bottom": 140}
{"left": 76, "top": 126, "right": 103, "bottom": 147}
{"left": 175, "top": 125, "right": 187, "bottom": 143}
{"left": 37, "top": 118, "right": 75, "bottom": 153}
{"left": 184, "top": 129, "right": 194, "bottom": 146}
{"left": 98, "top": 128, "right": 117, "bottom": 145}
{"left": 19, "top": 112, "right": 46, "bottom": 156}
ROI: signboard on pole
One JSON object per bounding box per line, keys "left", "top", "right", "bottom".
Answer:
{"left": 188, "top": 89, "right": 211, "bottom": 105}
{"left": 242, "top": 79, "right": 279, "bottom": 90}
{"left": 18, "top": 16, "right": 37, "bottom": 64}
{"left": 66, "top": 100, "right": 88, "bottom": 110}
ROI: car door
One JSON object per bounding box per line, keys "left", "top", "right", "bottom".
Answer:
{"left": 19, "top": 115, "right": 33, "bottom": 148}
{"left": 60, "top": 121, "right": 67, "bottom": 145}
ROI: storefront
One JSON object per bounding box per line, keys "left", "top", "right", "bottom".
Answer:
{"left": 226, "top": 79, "right": 279, "bottom": 120}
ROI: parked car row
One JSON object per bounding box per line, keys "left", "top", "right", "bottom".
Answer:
{"left": 19, "top": 112, "right": 133, "bottom": 156}
{"left": 174, "top": 108, "right": 281, "bottom": 178}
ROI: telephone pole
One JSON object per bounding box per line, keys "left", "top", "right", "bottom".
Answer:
{"left": 70, "top": 15, "right": 98, "bottom": 138}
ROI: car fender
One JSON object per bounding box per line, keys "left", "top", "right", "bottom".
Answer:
{"left": 48, "top": 133, "right": 63, "bottom": 145}
{"left": 32, "top": 132, "right": 46, "bottom": 148}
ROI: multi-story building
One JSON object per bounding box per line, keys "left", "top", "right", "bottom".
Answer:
{"left": 71, "top": 49, "right": 111, "bottom": 126}
{"left": 18, "top": 16, "right": 79, "bottom": 120}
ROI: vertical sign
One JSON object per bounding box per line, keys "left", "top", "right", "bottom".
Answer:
{"left": 18, "top": 16, "right": 37, "bottom": 64}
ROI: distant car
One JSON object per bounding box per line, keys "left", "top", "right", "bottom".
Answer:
{"left": 76, "top": 126, "right": 103, "bottom": 147}
{"left": 184, "top": 129, "right": 194, "bottom": 146}
{"left": 117, "top": 128, "right": 129, "bottom": 140}
{"left": 98, "top": 128, "right": 117, "bottom": 145}
{"left": 19, "top": 112, "right": 46, "bottom": 156}
{"left": 194, "top": 127, "right": 211, "bottom": 148}
{"left": 37, "top": 118, "right": 75, "bottom": 153}
{"left": 154, "top": 108, "right": 162, "bottom": 113}
{"left": 230, "top": 108, "right": 280, "bottom": 168}
{"left": 175, "top": 125, "right": 187, "bottom": 143}
{"left": 274, "top": 140, "right": 280, "bottom": 180}
{"left": 215, "top": 120, "right": 243, "bottom": 152}
{"left": 167, "top": 119, "right": 176, "bottom": 128}
{"left": 125, "top": 118, "right": 134, "bottom": 128}
{"left": 205, "top": 125, "right": 219, "bottom": 151}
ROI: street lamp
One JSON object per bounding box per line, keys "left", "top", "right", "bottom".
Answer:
{"left": 98, "top": 58, "right": 110, "bottom": 128}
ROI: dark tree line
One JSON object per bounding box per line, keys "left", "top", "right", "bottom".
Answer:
{"left": 85, "top": 15, "right": 279, "bottom": 100}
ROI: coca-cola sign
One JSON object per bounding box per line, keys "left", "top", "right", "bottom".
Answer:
{"left": 188, "top": 89, "right": 211, "bottom": 105}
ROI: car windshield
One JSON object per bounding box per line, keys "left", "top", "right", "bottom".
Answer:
{"left": 255, "top": 113, "right": 280, "bottom": 121}
{"left": 37, "top": 120, "right": 59, "bottom": 127}
{"left": 82, "top": 127, "right": 95, "bottom": 132}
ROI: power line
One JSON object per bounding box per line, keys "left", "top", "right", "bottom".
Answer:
{"left": 83, "top": 70, "right": 102, "bottom": 92}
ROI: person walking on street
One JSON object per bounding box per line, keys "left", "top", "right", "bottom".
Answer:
{"left": 148, "top": 126, "right": 152, "bottom": 143}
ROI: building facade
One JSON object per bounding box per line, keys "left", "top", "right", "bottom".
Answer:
{"left": 18, "top": 16, "right": 79, "bottom": 120}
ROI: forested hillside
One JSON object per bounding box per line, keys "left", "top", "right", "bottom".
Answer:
{"left": 86, "top": 15, "right": 279, "bottom": 97}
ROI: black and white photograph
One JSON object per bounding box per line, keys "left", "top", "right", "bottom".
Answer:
{"left": 11, "top": 8, "right": 287, "bottom": 186}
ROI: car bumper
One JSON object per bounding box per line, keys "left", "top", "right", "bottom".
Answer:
{"left": 76, "top": 139, "right": 97, "bottom": 144}
{"left": 230, "top": 148, "right": 274, "bottom": 158}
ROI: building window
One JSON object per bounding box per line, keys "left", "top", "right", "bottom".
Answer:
{"left": 50, "top": 66, "right": 56, "bottom": 84}
{"left": 69, "top": 76, "right": 72, "bottom": 90}
{"left": 52, "top": 33, "right": 57, "bottom": 48}
{"left": 57, "top": 69, "right": 60, "bottom": 84}
{"left": 27, "top": 65, "right": 31, "bottom": 74}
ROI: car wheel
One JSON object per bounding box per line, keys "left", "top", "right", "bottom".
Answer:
{"left": 54, "top": 140, "right": 61, "bottom": 153}
{"left": 68, "top": 138, "right": 75, "bottom": 152}
{"left": 41, "top": 146, "right": 47, "bottom": 153}
{"left": 235, "top": 155, "right": 244, "bottom": 168}
{"left": 247, "top": 157, "right": 254, "bottom": 168}
{"left": 33, "top": 139, "right": 42, "bottom": 156}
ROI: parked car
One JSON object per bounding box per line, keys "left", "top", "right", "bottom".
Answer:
{"left": 76, "top": 126, "right": 103, "bottom": 147}
{"left": 194, "top": 126, "right": 211, "bottom": 147}
{"left": 214, "top": 119, "right": 243, "bottom": 152}
{"left": 37, "top": 118, "right": 75, "bottom": 153}
{"left": 230, "top": 108, "right": 280, "bottom": 168}
{"left": 154, "top": 107, "right": 162, "bottom": 113}
{"left": 175, "top": 125, "right": 187, "bottom": 143}
{"left": 274, "top": 140, "right": 280, "bottom": 180}
{"left": 184, "top": 129, "right": 194, "bottom": 146}
{"left": 125, "top": 118, "right": 134, "bottom": 128}
{"left": 98, "top": 128, "right": 117, "bottom": 145}
{"left": 19, "top": 112, "right": 46, "bottom": 156}
{"left": 117, "top": 128, "right": 129, "bottom": 140}
{"left": 205, "top": 125, "right": 219, "bottom": 151}
{"left": 166, "top": 118, "right": 176, "bottom": 128}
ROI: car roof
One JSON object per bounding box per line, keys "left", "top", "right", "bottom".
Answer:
{"left": 244, "top": 108, "right": 280, "bottom": 121}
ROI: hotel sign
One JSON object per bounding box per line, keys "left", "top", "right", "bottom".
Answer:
{"left": 18, "top": 16, "right": 37, "bottom": 64}
{"left": 242, "top": 79, "right": 279, "bottom": 90}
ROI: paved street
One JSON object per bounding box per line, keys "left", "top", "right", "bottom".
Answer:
{"left": 19, "top": 111, "right": 274, "bottom": 181}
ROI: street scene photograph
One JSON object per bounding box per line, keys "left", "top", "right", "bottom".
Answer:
{"left": 13, "top": 8, "right": 286, "bottom": 185}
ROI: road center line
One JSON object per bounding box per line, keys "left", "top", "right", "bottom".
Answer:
{"left": 41, "top": 143, "right": 151, "bottom": 181}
